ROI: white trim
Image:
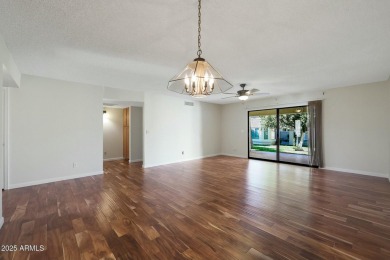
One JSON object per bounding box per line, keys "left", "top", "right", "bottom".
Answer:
{"left": 323, "top": 167, "right": 388, "bottom": 179}
{"left": 245, "top": 101, "right": 309, "bottom": 111}
{"left": 143, "top": 154, "right": 221, "bottom": 168}
{"left": 220, "top": 153, "right": 248, "bottom": 159}
{"left": 0, "top": 217, "right": 4, "bottom": 230}
{"left": 2, "top": 87, "right": 9, "bottom": 190}
{"left": 129, "top": 159, "right": 143, "bottom": 163}
{"left": 103, "top": 157, "right": 124, "bottom": 161}
{"left": 243, "top": 90, "right": 326, "bottom": 111}
{"left": 8, "top": 171, "right": 103, "bottom": 189}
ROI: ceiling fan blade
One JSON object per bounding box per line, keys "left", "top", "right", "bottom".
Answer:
{"left": 222, "top": 96, "right": 238, "bottom": 99}
{"left": 223, "top": 92, "right": 237, "bottom": 95}
{"left": 253, "top": 92, "right": 270, "bottom": 96}
{"left": 249, "top": 88, "right": 259, "bottom": 94}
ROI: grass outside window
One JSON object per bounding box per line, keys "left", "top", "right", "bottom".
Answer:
{"left": 251, "top": 145, "right": 308, "bottom": 155}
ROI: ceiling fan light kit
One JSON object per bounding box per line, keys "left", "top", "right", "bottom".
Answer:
{"left": 238, "top": 95, "right": 249, "bottom": 101}
{"left": 167, "top": 0, "right": 233, "bottom": 98}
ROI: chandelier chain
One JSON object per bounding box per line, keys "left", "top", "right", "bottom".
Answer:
{"left": 197, "top": 0, "right": 202, "bottom": 57}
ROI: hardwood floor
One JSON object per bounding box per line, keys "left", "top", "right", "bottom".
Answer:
{"left": 1, "top": 156, "right": 390, "bottom": 259}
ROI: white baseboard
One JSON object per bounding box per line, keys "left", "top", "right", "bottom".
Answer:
{"left": 103, "top": 157, "right": 124, "bottom": 161}
{"left": 0, "top": 217, "right": 4, "bottom": 230}
{"left": 143, "top": 154, "right": 222, "bottom": 168}
{"left": 323, "top": 167, "right": 388, "bottom": 179}
{"left": 8, "top": 171, "right": 104, "bottom": 189}
{"left": 220, "top": 153, "right": 248, "bottom": 159}
{"left": 129, "top": 159, "right": 143, "bottom": 163}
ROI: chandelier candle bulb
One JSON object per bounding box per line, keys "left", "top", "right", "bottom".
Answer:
{"left": 184, "top": 76, "right": 190, "bottom": 92}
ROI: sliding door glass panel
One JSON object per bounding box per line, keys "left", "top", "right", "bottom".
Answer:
{"left": 249, "top": 109, "right": 277, "bottom": 161}
{"left": 278, "top": 107, "right": 309, "bottom": 165}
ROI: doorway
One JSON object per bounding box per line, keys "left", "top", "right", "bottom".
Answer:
{"left": 248, "top": 106, "right": 309, "bottom": 166}
{"left": 1, "top": 70, "right": 15, "bottom": 190}
{"left": 102, "top": 105, "right": 143, "bottom": 163}
{"left": 123, "top": 108, "right": 129, "bottom": 161}
{"left": 103, "top": 107, "right": 128, "bottom": 161}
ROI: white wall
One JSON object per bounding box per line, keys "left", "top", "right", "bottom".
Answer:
{"left": 130, "top": 106, "right": 143, "bottom": 162}
{"left": 103, "top": 107, "right": 123, "bottom": 160}
{"left": 0, "top": 32, "right": 21, "bottom": 228}
{"left": 143, "top": 92, "right": 221, "bottom": 168}
{"left": 104, "top": 87, "right": 144, "bottom": 103}
{"left": 323, "top": 81, "right": 390, "bottom": 177}
{"left": 221, "top": 82, "right": 390, "bottom": 178}
{"left": 0, "top": 35, "right": 21, "bottom": 88}
{"left": 220, "top": 102, "right": 248, "bottom": 158}
{"left": 9, "top": 75, "right": 104, "bottom": 188}
{"left": 0, "top": 69, "right": 3, "bottom": 228}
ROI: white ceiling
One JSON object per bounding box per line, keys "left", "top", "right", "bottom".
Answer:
{"left": 1, "top": 0, "right": 390, "bottom": 104}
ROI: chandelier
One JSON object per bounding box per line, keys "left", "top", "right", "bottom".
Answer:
{"left": 167, "top": 0, "right": 233, "bottom": 98}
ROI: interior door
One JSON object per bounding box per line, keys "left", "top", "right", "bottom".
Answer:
{"left": 123, "top": 108, "right": 129, "bottom": 160}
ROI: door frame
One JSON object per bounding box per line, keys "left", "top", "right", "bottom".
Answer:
{"left": 2, "top": 87, "right": 9, "bottom": 190}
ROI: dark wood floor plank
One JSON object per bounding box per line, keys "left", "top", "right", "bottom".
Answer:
{"left": 62, "top": 230, "right": 81, "bottom": 260}
{"left": 46, "top": 228, "right": 63, "bottom": 259}
{"left": 1, "top": 156, "right": 390, "bottom": 259}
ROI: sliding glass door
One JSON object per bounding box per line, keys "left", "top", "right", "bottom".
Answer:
{"left": 248, "top": 109, "right": 277, "bottom": 161}
{"left": 248, "top": 106, "right": 310, "bottom": 166}
{"left": 278, "top": 107, "right": 309, "bottom": 165}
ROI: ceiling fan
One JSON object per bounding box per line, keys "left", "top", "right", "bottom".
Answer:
{"left": 223, "top": 83, "right": 269, "bottom": 101}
